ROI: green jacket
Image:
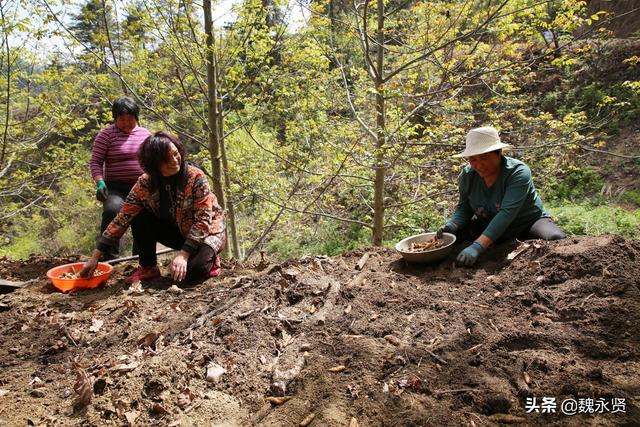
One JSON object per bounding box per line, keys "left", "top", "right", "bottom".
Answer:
{"left": 448, "top": 156, "right": 548, "bottom": 241}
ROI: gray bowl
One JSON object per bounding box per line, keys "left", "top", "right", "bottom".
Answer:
{"left": 395, "top": 232, "right": 457, "bottom": 263}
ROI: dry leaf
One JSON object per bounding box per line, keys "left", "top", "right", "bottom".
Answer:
{"left": 349, "top": 417, "right": 360, "bottom": 427}
{"left": 73, "top": 365, "right": 93, "bottom": 408}
{"left": 151, "top": 403, "right": 169, "bottom": 415}
{"left": 125, "top": 281, "right": 144, "bottom": 295}
{"left": 110, "top": 362, "right": 140, "bottom": 373}
{"left": 122, "top": 300, "right": 138, "bottom": 315}
{"left": 114, "top": 399, "right": 128, "bottom": 418}
{"left": 168, "top": 284, "right": 184, "bottom": 294}
{"left": 344, "top": 304, "right": 352, "bottom": 314}
{"left": 206, "top": 362, "right": 226, "bottom": 383}
{"left": 124, "top": 410, "right": 139, "bottom": 426}
{"left": 0, "top": 389, "right": 9, "bottom": 397}
{"left": 328, "top": 365, "right": 346, "bottom": 373}
{"left": 506, "top": 243, "right": 531, "bottom": 260}
{"left": 137, "top": 332, "right": 160, "bottom": 348}
{"left": 29, "top": 376, "right": 43, "bottom": 387}
{"left": 177, "top": 389, "right": 194, "bottom": 409}
{"left": 282, "top": 330, "right": 295, "bottom": 347}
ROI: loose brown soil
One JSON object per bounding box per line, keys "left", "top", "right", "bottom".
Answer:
{"left": 0, "top": 236, "right": 639, "bottom": 426}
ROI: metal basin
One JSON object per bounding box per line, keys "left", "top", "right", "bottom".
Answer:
{"left": 395, "top": 232, "right": 457, "bottom": 263}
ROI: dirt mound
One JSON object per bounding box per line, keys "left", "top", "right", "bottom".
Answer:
{"left": 0, "top": 254, "right": 80, "bottom": 281}
{"left": 0, "top": 236, "right": 638, "bottom": 426}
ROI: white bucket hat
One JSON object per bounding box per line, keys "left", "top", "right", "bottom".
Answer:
{"left": 452, "top": 126, "right": 512, "bottom": 158}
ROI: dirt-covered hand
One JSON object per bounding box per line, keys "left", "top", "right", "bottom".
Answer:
{"left": 79, "top": 258, "right": 98, "bottom": 278}
{"left": 171, "top": 252, "right": 189, "bottom": 282}
{"left": 455, "top": 242, "right": 485, "bottom": 267}
{"left": 96, "top": 180, "right": 108, "bottom": 202}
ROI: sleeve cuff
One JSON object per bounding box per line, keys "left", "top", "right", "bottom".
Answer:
{"left": 97, "top": 236, "right": 118, "bottom": 253}
{"left": 181, "top": 239, "right": 199, "bottom": 255}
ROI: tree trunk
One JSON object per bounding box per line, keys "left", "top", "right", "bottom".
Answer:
{"left": 218, "top": 104, "right": 241, "bottom": 259}
{"left": 0, "top": 3, "right": 10, "bottom": 166}
{"left": 372, "top": 0, "right": 386, "bottom": 246}
{"left": 203, "top": 0, "right": 228, "bottom": 257}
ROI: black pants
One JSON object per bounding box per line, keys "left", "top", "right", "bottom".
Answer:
{"left": 457, "top": 216, "right": 566, "bottom": 243}
{"left": 100, "top": 181, "right": 140, "bottom": 258}
{"left": 135, "top": 209, "right": 215, "bottom": 280}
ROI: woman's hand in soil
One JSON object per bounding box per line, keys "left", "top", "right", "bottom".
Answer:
{"left": 80, "top": 250, "right": 102, "bottom": 277}
{"left": 171, "top": 251, "right": 189, "bottom": 282}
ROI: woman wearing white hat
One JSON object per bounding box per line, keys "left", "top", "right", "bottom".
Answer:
{"left": 437, "top": 126, "right": 565, "bottom": 267}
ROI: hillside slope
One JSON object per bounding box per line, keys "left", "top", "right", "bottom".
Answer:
{"left": 0, "top": 236, "right": 639, "bottom": 426}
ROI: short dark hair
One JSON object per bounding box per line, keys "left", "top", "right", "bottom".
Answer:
{"left": 112, "top": 96, "right": 140, "bottom": 121}
{"left": 138, "top": 131, "right": 187, "bottom": 179}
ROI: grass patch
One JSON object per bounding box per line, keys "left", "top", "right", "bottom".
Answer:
{"left": 549, "top": 204, "right": 640, "bottom": 238}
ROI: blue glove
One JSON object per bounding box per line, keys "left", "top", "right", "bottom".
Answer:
{"left": 456, "top": 242, "right": 485, "bottom": 267}
{"left": 436, "top": 223, "right": 458, "bottom": 239}
{"left": 96, "top": 180, "right": 108, "bottom": 202}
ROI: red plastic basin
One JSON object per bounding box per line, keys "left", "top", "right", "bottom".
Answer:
{"left": 46, "top": 262, "right": 113, "bottom": 293}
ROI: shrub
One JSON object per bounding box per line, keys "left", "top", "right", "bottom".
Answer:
{"left": 622, "top": 190, "right": 640, "bottom": 207}
{"left": 542, "top": 167, "right": 604, "bottom": 204}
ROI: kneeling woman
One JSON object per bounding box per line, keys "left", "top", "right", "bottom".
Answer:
{"left": 82, "top": 132, "right": 225, "bottom": 282}
{"left": 437, "top": 126, "right": 565, "bottom": 267}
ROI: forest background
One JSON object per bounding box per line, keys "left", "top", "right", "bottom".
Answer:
{"left": 1, "top": 0, "right": 639, "bottom": 262}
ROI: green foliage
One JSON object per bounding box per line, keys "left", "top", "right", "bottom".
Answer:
{"left": 622, "top": 190, "right": 640, "bottom": 207}
{"left": 1, "top": 0, "right": 638, "bottom": 262}
{"left": 0, "top": 213, "right": 48, "bottom": 259}
{"left": 0, "top": 146, "right": 100, "bottom": 259}
{"left": 542, "top": 167, "right": 604, "bottom": 203}
{"left": 50, "top": 179, "right": 101, "bottom": 254}
{"left": 266, "top": 220, "right": 371, "bottom": 260}
{"left": 549, "top": 205, "right": 640, "bottom": 238}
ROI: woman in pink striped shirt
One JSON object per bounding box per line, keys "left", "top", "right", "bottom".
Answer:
{"left": 90, "top": 97, "right": 151, "bottom": 260}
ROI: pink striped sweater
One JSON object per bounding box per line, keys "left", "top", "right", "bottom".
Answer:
{"left": 90, "top": 124, "right": 151, "bottom": 184}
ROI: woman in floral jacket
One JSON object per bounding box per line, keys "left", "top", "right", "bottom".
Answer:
{"left": 82, "top": 131, "right": 225, "bottom": 283}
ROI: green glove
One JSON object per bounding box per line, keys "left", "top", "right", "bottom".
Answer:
{"left": 96, "top": 180, "right": 108, "bottom": 202}
{"left": 456, "top": 242, "right": 485, "bottom": 267}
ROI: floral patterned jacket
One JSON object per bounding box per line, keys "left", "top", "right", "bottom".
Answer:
{"left": 98, "top": 164, "right": 225, "bottom": 254}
